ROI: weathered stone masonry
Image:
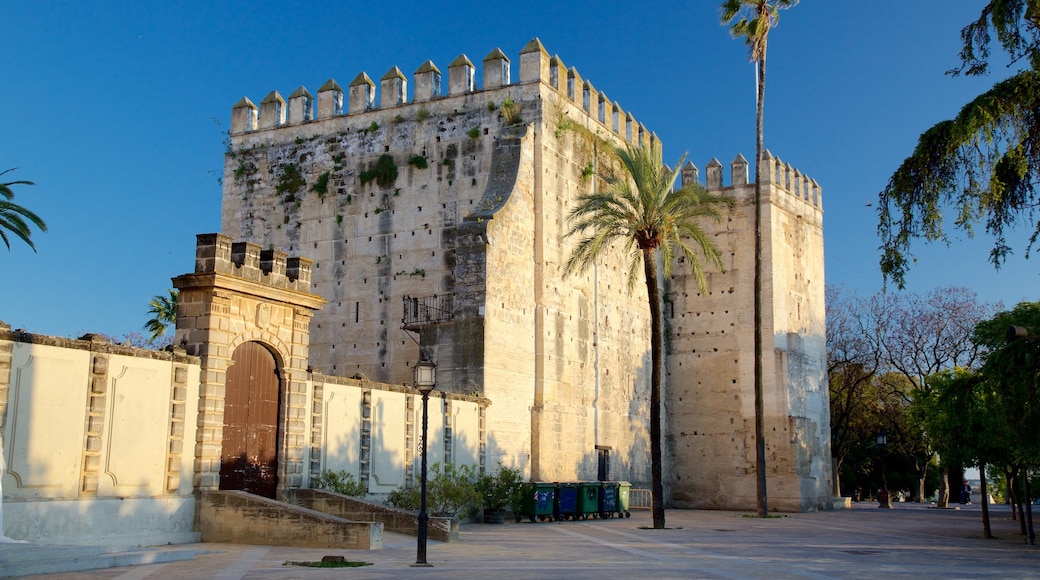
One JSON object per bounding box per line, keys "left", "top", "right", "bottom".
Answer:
{"left": 221, "top": 37, "right": 831, "bottom": 511}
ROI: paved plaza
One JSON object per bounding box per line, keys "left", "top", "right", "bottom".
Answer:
{"left": 16, "top": 502, "right": 1040, "bottom": 579}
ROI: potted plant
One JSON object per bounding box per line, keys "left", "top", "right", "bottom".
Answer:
{"left": 478, "top": 465, "right": 524, "bottom": 524}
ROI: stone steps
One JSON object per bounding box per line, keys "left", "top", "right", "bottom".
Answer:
{"left": 0, "top": 542, "right": 202, "bottom": 577}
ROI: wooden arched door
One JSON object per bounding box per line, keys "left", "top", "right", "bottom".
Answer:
{"left": 219, "top": 342, "right": 281, "bottom": 498}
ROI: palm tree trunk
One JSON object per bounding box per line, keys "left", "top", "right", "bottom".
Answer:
{"left": 643, "top": 248, "right": 666, "bottom": 529}
{"left": 753, "top": 37, "right": 769, "bottom": 518}
{"left": 980, "top": 463, "right": 992, "bottom": 538}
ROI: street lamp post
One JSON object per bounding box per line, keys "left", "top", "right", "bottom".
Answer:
{"left": 412, "top": 357, "right": 437, "bottom": 567}
{"left": 877, "top": 430, "right": 892, "bottom": 509}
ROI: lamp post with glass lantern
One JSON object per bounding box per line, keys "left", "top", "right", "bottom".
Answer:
{"left": 412, "top": 357, "right": 437, "bottom": 567}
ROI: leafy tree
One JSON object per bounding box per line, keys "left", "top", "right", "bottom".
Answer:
{"left": 145, "top": 289, "right": 179, "bottom": 344}
{"left": 915, "top": 367, "right": 1007, "bottom": 537}
{"left": 565, "top": 142, "right": 730, "bottom": 529}
{"left": 0, "top": 168, "right": 47, "bottom": 251}
{"left": 879, "top": 1, "right": 1040, "bottom": 286}
{"left": 826, "top": 286, "right": 995, "bottom": 502}
{"left": 827, "top": 286, "right": 884, "bottom": 497}
{"left": 874, "top": 287, "right": 995, "bottom": 505}
{"left": 720, "top": 0, "right": 797, "bottom": 517}
{"left": 974, "top": 301, "right": 1040, "bottom": 541}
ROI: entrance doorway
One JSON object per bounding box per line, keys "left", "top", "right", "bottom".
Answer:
{"left": 219, "top": 342, "right": 281, "bottom": 498}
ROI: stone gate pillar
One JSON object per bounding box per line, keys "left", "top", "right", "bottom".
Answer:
{"left": 172, "top": 233, "right": 325, "bottom": 495}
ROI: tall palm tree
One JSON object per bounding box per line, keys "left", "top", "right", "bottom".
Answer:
{"left": 145, "top": 289, "right": 179, "bottom": 344}
{"left": 721, "top": 0, "right": 797, "bottom": 518}
{"left": 1, "top": 168, "right": 47, "bottom": 251}
{"left": 565, "top": 142, "right": 730, "bottom": 529}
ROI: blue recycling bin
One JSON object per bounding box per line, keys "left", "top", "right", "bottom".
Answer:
{"left": 554, "top": 482, "right": 579, "bottom": 521}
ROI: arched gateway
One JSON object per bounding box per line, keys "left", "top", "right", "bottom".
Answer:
{"left": 220, "top": 341, "right": 281, "bottom": 498}
{"left": 173, "top": 234, "right": 325, "bottom": 497}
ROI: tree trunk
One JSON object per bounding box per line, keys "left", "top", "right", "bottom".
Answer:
{"left": 980, "top": 463, "right": 992, "bottom": 539}
{"left": 643, "top": 249, "right": 666, "bottom": 529}
{"left": 937, "top": 466, "right": 949, "bottom": 508}
{"left": 915, "top": 467, "right": 927, "bottom": 503}
{"left": 832, "top": 457, "right": 842, "bottom": 498}
{"left": 753, "top": 27, "right": 769, "bottom": 520}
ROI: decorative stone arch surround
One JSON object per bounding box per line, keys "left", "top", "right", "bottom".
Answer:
{"left": 172, "top": 233, "right": 325, "bottom": 495}
{"left": 228, "top": 331, "right": 289, "bottom": 366}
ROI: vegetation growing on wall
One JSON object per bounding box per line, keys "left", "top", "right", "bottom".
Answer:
{"left": 359, "top": 154, "right": 398, "bottom": 188}
{"left": 501, "top": 98, "right": 522, "bottom": 125}
{"left": 233, "top": 157, "right": 258, "bottom": 185}
{"left": 310, "top": 170, "right": 331, "bottom": 198}
{"left": 408, "top": 155, "right": 428, "bottom": 169}
{"left": 275, "top": 163, "right": 306, "bottom": 201}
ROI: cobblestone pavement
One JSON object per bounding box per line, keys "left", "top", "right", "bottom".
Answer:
{"left": 18, "top": 502, "right": 1040, "bottom": 579}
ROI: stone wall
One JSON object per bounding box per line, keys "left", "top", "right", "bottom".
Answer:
{"left": 0, "top": 318, "right": 489, "bottom": 544}
{"left": 665, "top": 153, "right": 830, "bottom": 511}
{"left": 218, "top": 38, "right": 831, "bottom": 509}
{"left": 0, "top": 326, "right": 201, "bottom": 545}
{"left": 220, "top": 39, "right": 658, "bottom": 485}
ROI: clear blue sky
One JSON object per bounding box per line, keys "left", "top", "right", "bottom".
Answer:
{"left": 1, "top": 1, "right": 1036, "bottom": 339}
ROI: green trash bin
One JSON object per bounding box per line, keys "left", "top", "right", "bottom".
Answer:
{"left": 599, "top": 481, "right": 620, "bottom": 518}
{"left": 519, "top": 482, "right": 556, "bottom": 522}
{"left": 617, "top": 481, "right": 631, "bottom": 517}
{"left": 555, "top": 482, "right": 579, "bottom": 521}
{"left": 577, "top": 482, "right": 600, "bottom": 520}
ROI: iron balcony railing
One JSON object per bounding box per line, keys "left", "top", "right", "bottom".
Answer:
{"left": 402, "top": 294, "right": 454, "bottom": 330}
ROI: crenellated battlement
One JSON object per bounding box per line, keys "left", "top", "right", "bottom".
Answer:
{"left": 229, "top": 38, "right": 655, "bottom": 149}
{"left": 684, "top": 151, "right": 822, "bottom": 211}
{"left": 763, "top": 150, "right": 822, "bottom": 209}
{"left": 192, "top": 233, "right": 314, "bottom": 293}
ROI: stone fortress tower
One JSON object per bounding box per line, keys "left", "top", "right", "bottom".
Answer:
{"left": 221, "top": 38, "right": 831, "bottom": 511}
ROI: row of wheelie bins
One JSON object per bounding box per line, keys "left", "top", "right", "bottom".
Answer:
{"left": 518, "top": 481, "right": 630, "bottom": 522}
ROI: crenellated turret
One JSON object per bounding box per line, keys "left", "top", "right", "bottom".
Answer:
{"left": 706, "top": 157, "right": 723, "bottom": 189}
{"left": 483, "top": 48, "right": 510, "bottom": 89}
{"left": 682, "top": 160, "right": 700, "bottom": 187}
{"left": 413, "top": 60, "right": 442, "bottom": 102}
{"left": 259, "top": 91, "right": 285, "bottom": 130}
{"left": 231, "top": 97, "right": 257, "bottom": 134}
{"left": 287, "top": 87, "right": 313, "bottom": 124}
{"left": 583, "top": 80, "right": 596, "bottom": 116}
{"left": 317, "top": 79, "right": 343, "bottom": 118}
{"left": 225, "top": 39, "right": 671, "bottom": 150}
{"left": 349, "top": 72, "right": 375, "bottom": 113}
{"left": 519, "top": 38, "right": 549, "bottom": 83}
{"left": 380, "top": 66, "right": 407, "bottom": 108}
{"left": 549, "top": 54, "right": 566, "bottom": 92}
{"left": 731, "top": 154, "right": 749, "bottom": 186}
{"left": 689, "top": 150, "right": 822, "bottom": 211}
{"left": 448, "top": 55, "right": 475, "bottom": 95}
{"left": 193, "top": 233, "right": 313, "bottom": 293}
{"left": 567, "top": 67, "right": 582, "bottom": 103}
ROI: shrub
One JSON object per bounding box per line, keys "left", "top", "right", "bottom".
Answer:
{"left": 477, "top": 464, "right": 525, "bottom": 512}
{"left": 387, "top": 486, "right": 420, "bottom": 510}
{"left": 311, "top": 470, "right": 367, "bottom": 496}
{"left": 386, "top": 462, "right": 480, "bottom": 517}
{"left": 428, "top": 462, "right": 480, "bottom": 516}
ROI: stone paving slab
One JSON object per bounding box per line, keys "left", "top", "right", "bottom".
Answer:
{"left": 12, "top": 503, "right": 1040, "bottom": 579}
